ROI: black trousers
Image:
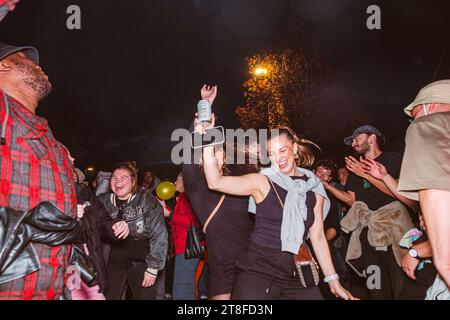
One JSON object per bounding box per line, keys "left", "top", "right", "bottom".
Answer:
{"left": 105, "top": 262, "right": 165, "bottom": 300}
{"left": 399, "top": 264, "right": 437, "bottom": 300}
{"left": 231, "top": 242, "right": 323, "bottom": 300}
{"left": 360, "top": 228, "right": 405, "bottom": 300}
{"left": 164, "top": 256, "right": 175, "bottom": 296}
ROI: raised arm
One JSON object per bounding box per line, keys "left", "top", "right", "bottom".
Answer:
{"left": 182, "top": 85, "right": 218, "bottom": 190}
{"left": 202, "top": 145, "right": 265, "bottom": 197}
{"left": 361, "top": 157, "right": 418, "bottom": 210}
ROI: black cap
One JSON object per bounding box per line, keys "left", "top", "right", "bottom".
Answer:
{"left": 0, "top": 42, "right": 39, "bottom": 65}
{"left": 344, "top": 125, "right": 385, "bottom": 146}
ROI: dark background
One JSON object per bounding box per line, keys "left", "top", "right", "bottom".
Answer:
{"left": 1, "top": 0, "right": 449, "bottom": 181}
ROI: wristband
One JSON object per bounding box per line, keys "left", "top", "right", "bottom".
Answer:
{"left": 145, "top": 267, "right": 158, "bottom": 277}
{"left": 324, "top": 273, "right": 339, "bottom": 283}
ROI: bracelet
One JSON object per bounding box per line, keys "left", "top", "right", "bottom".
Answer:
{"left": 324, "top": 273, "right": 339, "bottom": 283}
{"left": 145, "top": 267, "right": 158, "bottom": 277}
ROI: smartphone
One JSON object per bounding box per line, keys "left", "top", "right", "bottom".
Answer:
{"left": 190, "top": 126, "right": 225, "bottom": 149}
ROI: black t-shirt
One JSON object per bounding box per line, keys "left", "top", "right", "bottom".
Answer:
{"left": 323, "top": 191, "right": 341, "bottom": 236}
{"left": 346, "top": 151, "right": 402, "bottom": 211}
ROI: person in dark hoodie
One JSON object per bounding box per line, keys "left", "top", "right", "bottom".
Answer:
{"left": 98, "top": 161, "right": 168, "bottom": 300}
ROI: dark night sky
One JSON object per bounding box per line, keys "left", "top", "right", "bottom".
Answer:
{"left": 1, "top": 0, "right": 449, "bottom": 179}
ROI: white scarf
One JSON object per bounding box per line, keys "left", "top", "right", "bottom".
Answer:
{"left": 248, "top": 166, "right": 330, "bottom": 254}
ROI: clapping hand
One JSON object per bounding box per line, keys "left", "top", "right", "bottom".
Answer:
{"left": 345, "top": 156, "right": 367, "bottom": 178}
{"left": 360, "top": 157, "right": 388, "bottom": 180}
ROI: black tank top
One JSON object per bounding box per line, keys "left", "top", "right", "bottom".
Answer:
{"left": 250, "top": 175, "right": 316, "bottom": 250}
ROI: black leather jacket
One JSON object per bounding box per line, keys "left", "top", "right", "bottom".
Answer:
{"left": 0, "top": 201, "right": 122, "bottom": 291}
{"left": 97, "top": 189, "right": 168, "bottom": 271}
{"left": 0, "top": 202, "right": 85, "bottom": 285}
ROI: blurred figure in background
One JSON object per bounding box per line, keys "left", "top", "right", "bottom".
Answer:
{"left": 95, "top": 171, "right": 112, "bottom": 196}
{"left": 337, "top": 167, "right": 349, "bottom": 186}
{"left": 160, "top": 172, "right": 206, "bottom": 300}
{"left": 74, "top": 167, "right": 95, "bottom": 205}
{"left": 141, "top": 169, "right": 161, "bottom": 194}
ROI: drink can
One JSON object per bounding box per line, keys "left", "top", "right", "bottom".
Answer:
{"left": 197, "top": 100, "right": 211, "bottom": 123}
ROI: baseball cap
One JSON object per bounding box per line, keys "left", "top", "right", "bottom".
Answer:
{"left": 344, "top": 125, "right": 385, "bottom": 146}
{"left": 0, "top": 42, "right": 39, "bottom": 65}
{"left": 404, "top": 79, "right": 450, "bottom": 116}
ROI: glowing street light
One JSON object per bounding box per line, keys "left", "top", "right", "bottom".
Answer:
{"left": 253, "top": 66, "right": 269, "bottom": 77}
{"left": 86, "top": 166, "right": 95, "bottom": 174}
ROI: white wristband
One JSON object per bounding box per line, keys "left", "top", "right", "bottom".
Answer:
{"left": 145, "top": 267, "right": 158, "bottom": 277}
{"left": 324, "top": 273, "right": 339, "bottom": 283}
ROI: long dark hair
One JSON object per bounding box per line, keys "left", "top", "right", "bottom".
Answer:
{"left": 201, "top": 141, "right": 261, "bottom": 177}
{"left": 223, "top": 142, "right": 261, "bottom": 176}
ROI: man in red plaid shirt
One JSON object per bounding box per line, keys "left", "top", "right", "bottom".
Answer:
{"left": 0, "top": 42, "right": 77, "bottom": 299}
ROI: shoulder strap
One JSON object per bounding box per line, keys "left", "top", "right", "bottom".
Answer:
{"left": 267, "top": 177, "right": 284, "bottom": 209}
{"left": 202, "top": 194, "right": 225, "bottom": 233}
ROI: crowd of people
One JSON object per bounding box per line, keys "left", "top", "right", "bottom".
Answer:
{"left": 0, "top": 41, "right": 449, "bottom": 300}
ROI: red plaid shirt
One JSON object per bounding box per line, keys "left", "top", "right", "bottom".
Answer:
{"left": 0, "top": 91, "right": 77, "bottom": 300}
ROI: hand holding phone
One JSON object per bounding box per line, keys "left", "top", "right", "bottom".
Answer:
{"left": 191, "top": 126, "right": 225, "bottom": 149}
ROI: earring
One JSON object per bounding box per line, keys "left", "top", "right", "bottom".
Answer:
{"left": 294, "top": 153, "right": 299, "bottom": 159}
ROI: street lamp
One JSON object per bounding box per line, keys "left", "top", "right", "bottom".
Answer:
{"left": 253, "top": 66, "right": 269, "bottom": 77}
{"left": 86, "top": 166, "right": 95, "bottom": 174}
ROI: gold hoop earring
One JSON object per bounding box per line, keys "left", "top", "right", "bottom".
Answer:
{"left": 294, "top": 153, "right": 299, "bottom": 159}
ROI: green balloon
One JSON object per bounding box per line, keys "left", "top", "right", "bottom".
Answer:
{"left": 156, "top": 181, "right": 176, "bottom": 200}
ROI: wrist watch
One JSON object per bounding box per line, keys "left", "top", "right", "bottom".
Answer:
{"left": 408, "top": 248, "right": 419, "bottom": 259}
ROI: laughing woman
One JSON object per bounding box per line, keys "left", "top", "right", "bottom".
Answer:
{"left": 98, "top": 161, "right": 168, "bottom": 300}
{"left": 202, "top": 127, "right": 356, "bottom": 300}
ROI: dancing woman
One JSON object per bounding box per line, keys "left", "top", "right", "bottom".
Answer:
{"left": 201, "top": 124, "right": 356, "bottom": 300}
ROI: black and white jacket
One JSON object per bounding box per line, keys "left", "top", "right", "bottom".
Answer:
{"left": 98, "top": 189, "right": 168, "bottom": 274}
